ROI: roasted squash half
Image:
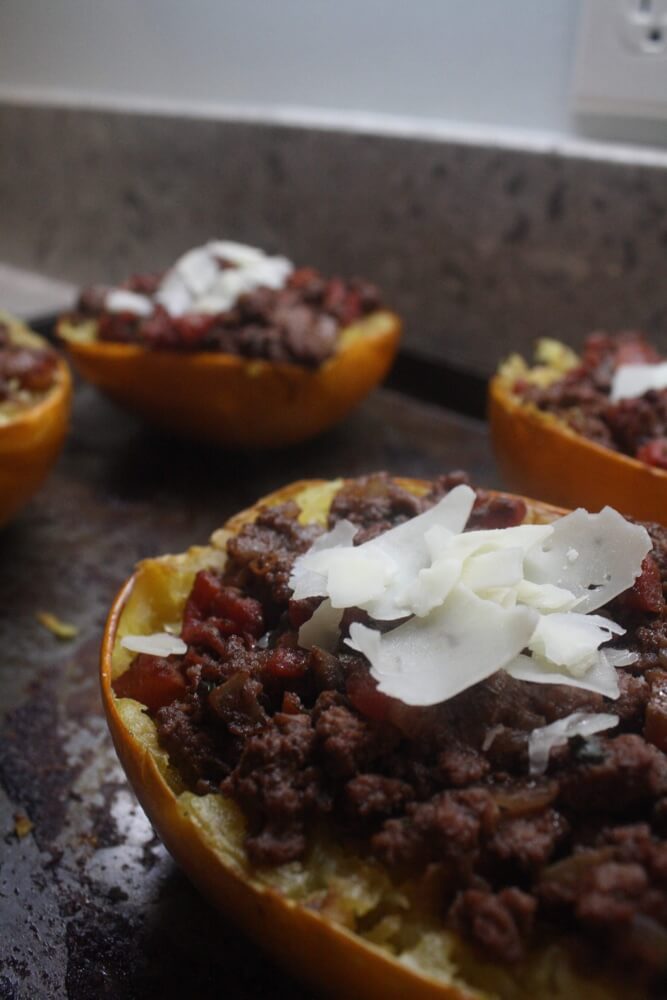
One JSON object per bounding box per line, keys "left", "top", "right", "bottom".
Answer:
{"left": 102, "top": 478, "right": 632, "bottom": 1000}
{"left": 0, "top": 314, "right": 71, "bottom": 527}
{"left": 489, "top": 359, "right": 667, "bottom": 524}
{"left": 58, "top": 312, "right": 400, "bottom": 448}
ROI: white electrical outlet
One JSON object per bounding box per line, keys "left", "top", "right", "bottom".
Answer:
{"left": 573, "top": 0, "right": 667, "bottom": 120}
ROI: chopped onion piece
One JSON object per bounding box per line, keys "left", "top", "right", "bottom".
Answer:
{"left": 121, "top": 632, "right": 187, "bottom": 657}
{"left": 528, "top": 712, "right": 619, "bottom": 776}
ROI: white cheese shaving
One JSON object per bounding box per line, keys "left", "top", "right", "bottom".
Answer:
{"left": 528, "top": 613, "right": 625, "bottom": 676}
{"left": 104, "top": 240, "right": 294, "bottom": 320}
{"left": 348, "top": 587, "right": 538, "bottom": 707}
{"left": 120, "top": 632, "right": 187, "bottom": 657}
{"left": 298, "top": 599, "right": 344, "bottom": 653}
{"left": 292, "top": 486, "right": 648, "bottom": 709}
{"left": 105, "top": 289, "right": 153, "bottom": 316}
{"left": 610, "top": 362, "right": 667, "bottom": 402}
{"left": 524, "top": 506, "right": 651, "bottom": 614}
{"left": 505, "top": 652, "right": 620, "bottom": 700}
{"left": 528, "top": 712, "right": 619, "bottom": 776}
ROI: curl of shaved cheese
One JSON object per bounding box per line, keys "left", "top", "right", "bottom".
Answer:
{"left": 505, "top": 652, "right": 620, "bottom": 700}
{"left": 105, "top": 290, "right": 153, "bottom": 316}
{"left": 528, "top": 712, "right": 619, "bottom": 776}
{"left": 120, "top": 632, "right": 187, "bottom": 657}
{"left": 524, "top": 506, "right": 651, "bottom": 614}
{"left": 611, "top": 362, "right": 667, "bottom": 402}
{"left": 528, "top": 612, "right": 625, "bottom": 677}
{"left": 347, "top": 588, "right": 538, "bottom": 707}
{"left": 298, "top": 599, "right": 343, "bottom": 653}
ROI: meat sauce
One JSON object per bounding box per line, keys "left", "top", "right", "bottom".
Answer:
{"left": 517, "top": 332, "right": 667, "bottom": 468}
{"left": 0, "top": 322, "right": 58, "bottom": 406}
{"left": 113, "top": 473, "right": 667, "bottom": 987}
{"left": 75, "top": 267, "right": 382, "bottom": 368}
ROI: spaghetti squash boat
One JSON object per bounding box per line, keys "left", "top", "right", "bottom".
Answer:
{"left": 103, "top": 472, "right": 667, "bottom": 999}
{"left": 490, "top": 332, "right": 667, "bottom": 522}
{"left": 0, "top": 311, "right": 71, "bottom": 527}
{"left": 58, "top": 241, "right": 400, "bottom": 448}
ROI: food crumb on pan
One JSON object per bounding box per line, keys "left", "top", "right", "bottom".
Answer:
{"left": 36, "top": 610, "right": 79, "bottom": 640}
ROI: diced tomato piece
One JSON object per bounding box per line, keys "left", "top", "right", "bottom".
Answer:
{"left": 288, "top": 596, "right": 322, "bottom": 629}
{"left": 263, "top": 648, "right": 309, "bottom": 680}
{"left": 637, "top": 438, "right": 667, "bottom": 471}
{"left": 620, "top": 556, "right": 665, "bottom": 614}
{"left": 112, "top": 654, "right": 186, "bottom": 712}
{"left": 175, "top": 313, "right": 214, "bottom": 347}
{"left": 281, "top": 691, "right": 304, "bottom": 714}
{"left": 346, "top": 670, "right": 394, "bottom": 722}
{"left": 184, "top": 571, "right": 264, "bottom": 637}
{"left": 614, "top": 337, "right": 661, "bottom": 368}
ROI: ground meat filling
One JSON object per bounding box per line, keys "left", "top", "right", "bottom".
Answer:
{"left": 113, "top": 472, "right": 667, "bottom": 985}
{"left": 516, "top": 332, "right": 667, "bottom": 469}
{"left": 0, "top": 322, "right": 58, "bottom": 406}
{"left": 73, "top": 266, "right": 382, "bottom": 368}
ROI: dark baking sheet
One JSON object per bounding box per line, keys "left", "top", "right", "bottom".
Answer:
{"left": 0, "top": 376, "right": 496, "bottom": 999}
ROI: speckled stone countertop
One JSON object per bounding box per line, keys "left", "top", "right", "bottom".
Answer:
{"left": 1, "top": 103, "right": 667, "bottom": 379}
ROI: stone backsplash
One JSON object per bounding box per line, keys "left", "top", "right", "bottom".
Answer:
{"left": 1, "top": 103, "right": 666, "bottom": 377}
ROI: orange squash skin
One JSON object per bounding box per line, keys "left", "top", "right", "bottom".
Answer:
{"left": 489, "top": 375, "right": 667, "bottom": 524}
{"left": 100, "top": 480, "right": 571, "bottom": 1000}
{"left": 59, "top": 312, "right": 400, "bottom": 448}
{"left": 0, "top": 355, "right": 72, "bottom": 527}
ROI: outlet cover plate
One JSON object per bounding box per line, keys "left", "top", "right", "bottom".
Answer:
{"left": 573, "top": 0, "right": 667, "bottom": 120}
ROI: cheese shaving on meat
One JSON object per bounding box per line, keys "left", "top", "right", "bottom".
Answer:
{"left": 611, "top": 362, "right": 667, "bottom": 402}
{"left": 121, "top": 632, "right": 187, "bottom": 657}
{"left": 290, "top": 486, "right": 651, "bottom": 707}
{"left": 104, "top": 240, "right": 293, "bottom": 318}
{"left": 528, "top": 712, "right": 619, "bottom": 776}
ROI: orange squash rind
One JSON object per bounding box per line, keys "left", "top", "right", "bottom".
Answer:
{"left": 101, "top": 478, "right": 632, "bottom": 1000}
{"left": 58, "top": 311, "right": 400, "bottom": 448}
{"left": 489, "top": 372, "right": 667, "bottom": 524}
{"left": 0, "top": 314, "right": 72, "bottom": 527}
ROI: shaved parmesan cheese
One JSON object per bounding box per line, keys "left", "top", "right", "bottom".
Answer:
{"left": 611, "top": 362, "right": 667, "bottom": 402}
{"left": 290, "top": 485, "right": 476, "bottom": 619}
{"left": 206, "top": 240, "right": 266, "bottom": 266}
{"left": 298, "top": 599, "right": 343, "bottom": 652}
{"left": 505, "top": 652, "right": 620, "bottom": 700}
{"left": 528, "top": 612, "right": 625, "bottom": 676}
{"left": 121, "top": 632, "right": 187, "bottom": 657}
{"left": 347, "top": 588, "right": 538, "bottom": 707}
{"left": 104, "top": 241, "right": 293, "bottom": 322}
{"left": 524, "top": 506, "right": 651, "bottom": 614}
{"left": 174, "top": 246, "right": 219, "bottom": 296}
{"left": 105, "top": 290, "right": 153, "bottom": 316}
{"left": 154, "top": 272, "right": 191, "bottom": 317}
{"left": 291, "top": 483, "right": 647, "bottom": 710}
{"left": 528, "top": 712, "right": 619, "bottom": 776}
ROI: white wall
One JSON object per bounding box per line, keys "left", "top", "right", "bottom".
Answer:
{"left": 0, "top": 0, "right": 664, "bottom": 154}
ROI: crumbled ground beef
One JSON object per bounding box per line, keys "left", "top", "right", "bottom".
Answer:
{"left": 0, "top": 322, "right": 58, "bottom": 404}
{"left": 72, "top": 266, "right": 382, "bottom": 368}
{"left": 516, "top": 332, "right": 667, "bottom": 468}
{"left": 113, "top": 472, "right": 667, "bottom": 986}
